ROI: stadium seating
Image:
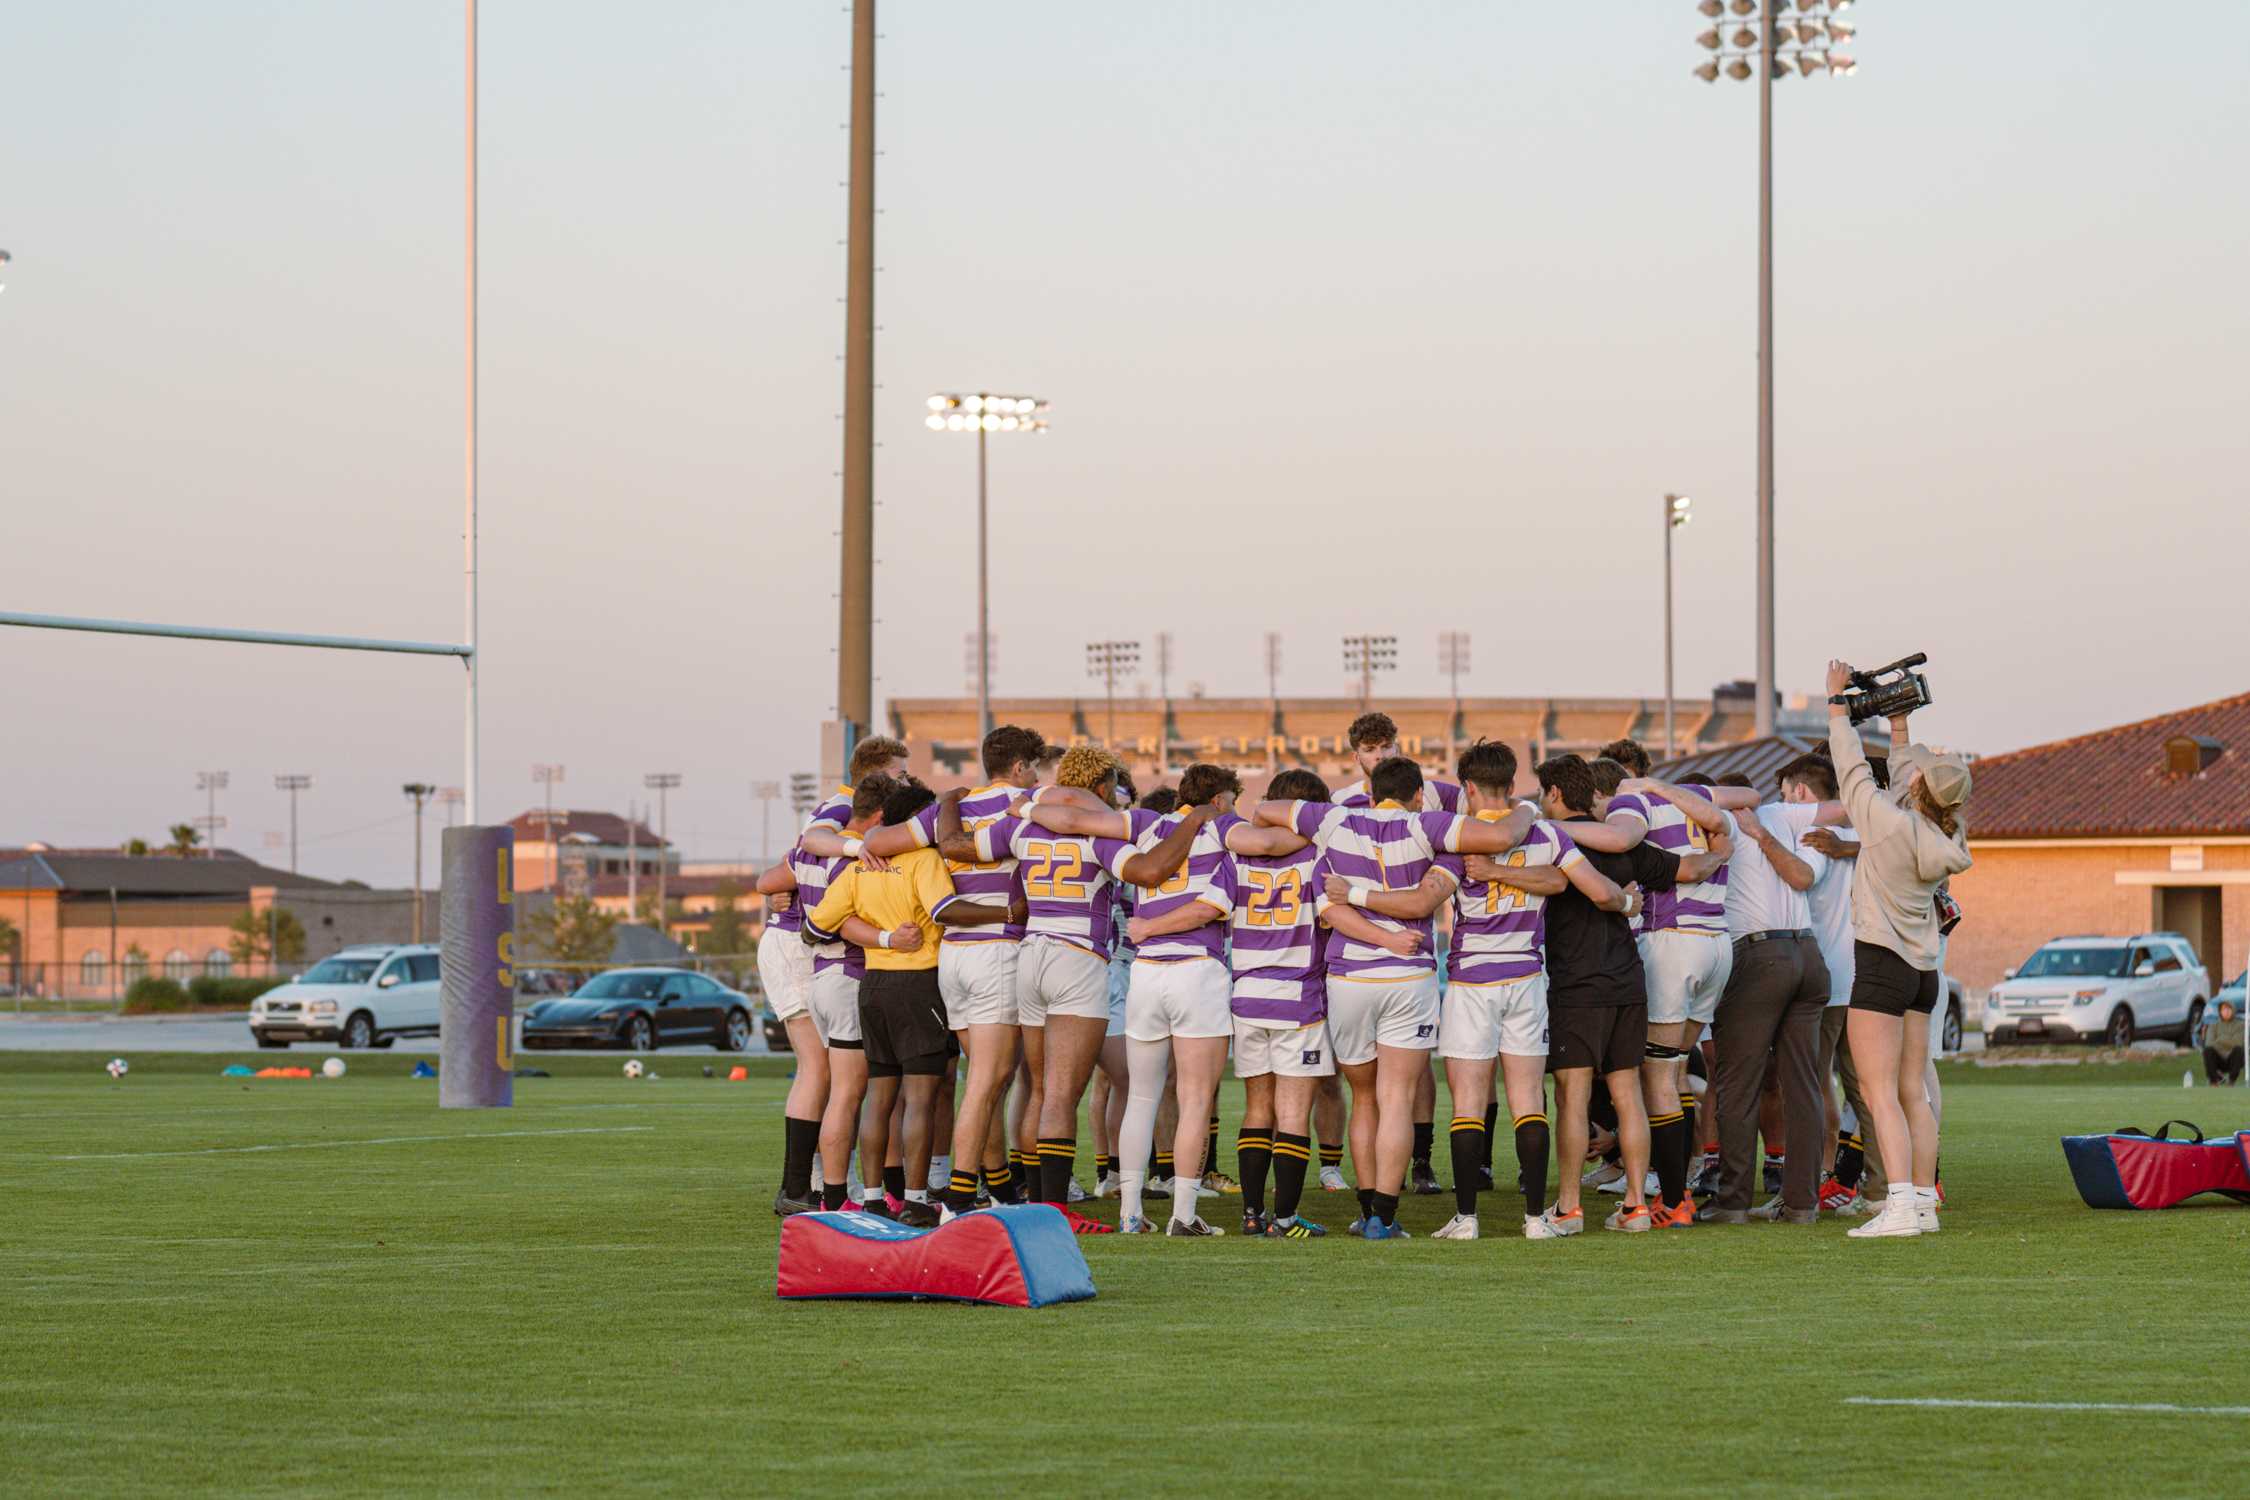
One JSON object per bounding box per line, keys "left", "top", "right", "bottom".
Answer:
{"left": 776, "top": 1203, "right": 1096, "bottom": 1307}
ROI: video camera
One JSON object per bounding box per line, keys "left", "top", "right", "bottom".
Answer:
{"left": 1838, "top": 653, "right": 1933, "bottom": 725}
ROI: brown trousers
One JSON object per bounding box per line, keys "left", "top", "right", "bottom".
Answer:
{"left": 1711, "top": 935, "right": 1829, "bottom": 1212}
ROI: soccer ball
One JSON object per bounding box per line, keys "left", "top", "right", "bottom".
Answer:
{"left": 623, "top": 1059, "right": 645, "bottom": 1080}
{"left": 105, "top": 1058, "right": 128, "bottom": 1079}
{"left": 322, "top": 1058, "right": 346, "bottom": 1079}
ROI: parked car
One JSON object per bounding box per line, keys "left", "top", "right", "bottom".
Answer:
{"left": 1937, "top": 975, "right": 1968, "bottom": 1055}
{"left": 1983, "top": 933, "right": 2211, "bottom": 1047}
{"left": 249, "top": 944, "right": 443, "bottom": 1049}
{"left": 521, "top": 968, "right": 755, "bottom": 1052}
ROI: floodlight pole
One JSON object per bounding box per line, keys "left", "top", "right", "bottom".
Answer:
{"left": 464, "top": 0, "right": 482, "bottom": 820}
{"left": 836, "top": 0, "right": 877, "bottom": 745}
{"left": 976, "top": 420, "right": 990, "bottom": 736}
{"left": 1754, "top": 0, "right": 1776, "bottom": 737}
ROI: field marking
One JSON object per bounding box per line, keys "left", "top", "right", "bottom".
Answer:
{"left": 27, "top": 1126, "right": 654, "bottom": 1162}
{"left": 1847, "top": 1397, "right": 2250, "bottom": 1416}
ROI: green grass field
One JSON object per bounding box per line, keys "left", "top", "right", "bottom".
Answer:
{"left": 5, "top": 1050, "right": 2247, "bottom": 1498}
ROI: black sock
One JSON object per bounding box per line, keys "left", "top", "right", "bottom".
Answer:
{"left": 782, "top": 1116, "right": 819, "bottom": 1200}
{"left": 821, "top": 1182, "right": 849, "bottom": 1211}
{"left": 1649, "top": 1110, "right": 1687, "bottom": 1208}
{"left": 943, "top": 1168, "right": 978, "bottom": 1214}
{"left": 1272, "top": 1132, "right": 1311, "bottom": 1220}
{"left": 1679, "top": 1093, "right": 1699, "bottom": 1170}
{"left": 1514, "top": 1113, "right": 1550, "bottom": 1213}
{"left": 1236, "top": 1128, "right": 1274, "bottom": 1214}
{"left": 1412, "top": 1121, "right": 1434, "bottom": 1169}
{"left": 1319, "top": 1142, "right": 1343, "bottom": 1171}
{"left": 1096, "top": 1153, "right": 1117, "bottom": 1180}
{"left": 1153, "top": 1150, "right": 1173, "bottom": 1183}
{"left": 1449, "top": 1116, "right": 1486, "bottom": 1217}
{"left": 1357, "top": 1186, "right": 1374, "bottom": 1219}
{"left": 882, "top": 1164, "right": 906, "bottom": 1201}
{"left": 1480, "top": 1102, "right": 1499, "bottom": 1169}
{"left": 1206, "top": 1114, "right": 1221, "bottom": 1179}
{"left": 1037, "top": 1138, "right": 1074, "bottom": 1204}
{"left": 1370, "top": 1190, "right": 1400, "bottom": 1227}
{"left": 1836, "top": 1132, "right": 1864, "bottom": 1191}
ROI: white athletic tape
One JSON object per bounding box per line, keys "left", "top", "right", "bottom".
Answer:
{"left": 1847, "top": 1397, "right": 2250, "bottom": 1416}
{"left": 33, "top": 1126, "right": 653, "bottom": 1162}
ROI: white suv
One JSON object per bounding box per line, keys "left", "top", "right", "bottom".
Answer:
{"left": 250, "top": 944, "right": 443, "bottom": 1050}
{"left": 1984, "top": 933, "right": 2211, "bottom": 1047}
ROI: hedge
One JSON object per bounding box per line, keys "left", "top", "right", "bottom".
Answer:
{"left": 186, "top": 975, "right": 289, "bottom": 1009}
{"left": 124, "top": 977, "right": 190, "bottom": 1013}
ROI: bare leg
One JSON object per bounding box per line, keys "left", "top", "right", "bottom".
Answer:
{"left": 951, "top": 1024, "right": 1016, "bottom": 1185}
{"left": 1339, "top": 1058, "right": 1378, "bottom": 1196}
{"left": 1089, "top": 1066, "right": 1114, "bottom": 1160}
{"left": 1014, "top": 1026, "right": 1047, "bottom": 1168}
{"left": 1314, "top": 1073, "right": 1345, "bottom": 1165}
{"left": 1899, "top": 1009, "right": 1939, "bottom": 1186}
{"left": 900, "top": 1073, "right": 939, "bottom": 1191}
{"left": 1372, "top": 1045, "right": 1426, "bottom": 1197}
{"left": 1036, "top": 1014, "right": 1108, "bottom": 1192}
{"left": 819, "top": 1047, "right": 868, "bottom": 1189}
{"left": 1169, "top": 1036, "right": 1229, "bottom": 1186}
{"left": 1552, "top": 1068, "right": 1593, "bottom": 1215}
{"left": 1240, "top": 1072, "right": 1278, "bottom": 1133}
{"left": 1100, "top": 1034, "right": 1129, "bottom": 1153}
{"left": 1848, "top": 1009, "right": 1910, "bottom": 1193}
{"left": 862, "top": 1074, "right": 900, "bottom": 1197}
{"left": 1604, "top": 1067, "right": 1650, "bottom": 1209}
{"left": 782, "top": 1015, "right": 830, "bottom": 1122}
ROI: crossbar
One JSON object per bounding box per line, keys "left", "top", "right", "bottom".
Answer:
{"left": 0, "top": 611, "right": 471, "bottom": 660}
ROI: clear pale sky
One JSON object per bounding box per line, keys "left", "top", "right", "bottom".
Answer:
{"left": 4, "top": 2, "right": 2245, "bottom": 886}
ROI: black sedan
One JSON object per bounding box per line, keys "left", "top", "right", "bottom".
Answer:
{"left": 521, "top": 968, "right": 756, "bottom": 1053}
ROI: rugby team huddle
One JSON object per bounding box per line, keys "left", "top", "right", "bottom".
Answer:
{"left": 755, "top": 673, "right": 1972, "bottom": 1244}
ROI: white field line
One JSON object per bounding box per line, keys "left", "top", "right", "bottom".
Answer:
{"left": 25, "top": 1126, "right": 654, "bottom": 1162}
{"left": 1847, "top": 1397, "right": 2250, "bottom": 1416}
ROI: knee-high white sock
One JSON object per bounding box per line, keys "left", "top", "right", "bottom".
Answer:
{"left": 1170, "top": 1175, "right": 1201, "bottom": 1227}
{"left": 1119, "top": 1037, "right": 1171, "bottom": 1225}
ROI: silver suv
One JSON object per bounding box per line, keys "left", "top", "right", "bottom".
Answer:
{"left": 250, "top": 944, "right": 442, "bottom": 1049}
{"left": 1984, "top": 933, "right": 2211, "bottom": 1047}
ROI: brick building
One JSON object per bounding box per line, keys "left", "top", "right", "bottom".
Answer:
{"left": 1945, "top": 691, "right": 2250, "bottom": 996}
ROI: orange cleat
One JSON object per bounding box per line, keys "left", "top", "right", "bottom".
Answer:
{"left": 1651, "top": 1197, "right": 1697, "bottom": 1228}
{"left": 1055, "top": 1207, "right": 1115, "bottom": 1235}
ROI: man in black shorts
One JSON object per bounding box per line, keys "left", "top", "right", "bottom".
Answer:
{"left": 806, "top": 781, "right": 1016, "bottom": 1224}
{"left": 1533, "top": 755, "right": 1725, "bottom": 1235}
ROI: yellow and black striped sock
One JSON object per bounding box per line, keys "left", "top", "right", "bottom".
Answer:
{"left": 1836, "top": 1131, "right": 1865, "bottom": 1191}
{"left": 1236, "top": 1128, "right": 1274, "bottom": 1214}
{"left": 1448, "top": 1115, "right": 1486, "bottom": 1216}
{"left": 1206, "top": 1114, "right": 1221, "bottom": 1180}
{"left": 944, "top": 1168, "right": 978, "bottom": 1214}
{"left": 1319, "top": 1141, "right": 1343, "bottom": 1170}
{"left": 1037, "top": 1137, "right": 1076, "bottom": 1205}
{"left": 1153, "top": 1149, "right": 1174, "bottom": 1182}
{"left": 1679, "top": 1092, "right": 1700, "bottom": 1168}
{"left": 1648, "top": 1109, "right": 1688, "bottom": 1208}
{"left": 1271, "top": 1132, "right": 1312, "bottom": 1221}
{"left": 1096, "top": 1153, "right": 1117, "bottom": 1181}
{"left": 1513, "top": 1112, "right": 1551, "bottom": 1213}
{"left": 981, "top": 1161, "right": 1013, "bottom": 1201}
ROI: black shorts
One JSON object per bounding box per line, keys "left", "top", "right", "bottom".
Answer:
{"left": 1847, "top": 941, "right": 1940, "bottom": 1018}
{"left": 1549, "top": 1003, "right": 1647, "bottom": 1076}
{"left": 860, "top": 968, "right": 951, "bottom": 1078}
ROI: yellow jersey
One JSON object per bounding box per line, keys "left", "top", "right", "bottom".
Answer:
{"left": 806, "top": 848, "right": 961, "bottom": 971}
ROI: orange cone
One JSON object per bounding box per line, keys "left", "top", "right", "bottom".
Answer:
{"left": 728, "top": 1065, "right": 749, "bottom": 1082}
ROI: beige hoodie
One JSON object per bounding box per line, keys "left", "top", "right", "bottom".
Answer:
{"left": 1829, "top": 718, "right": 1972, "bottom": 970}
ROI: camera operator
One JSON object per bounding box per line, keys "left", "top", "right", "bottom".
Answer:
{"left": 1825, "top": 659, "right": 1973, "bottom": 1241}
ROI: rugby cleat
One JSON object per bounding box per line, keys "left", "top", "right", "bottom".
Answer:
{"left": 1650, "top": 1197, "right": 1697, "bottom": 1229}
{"left": 1582, "top": 1161, "right": 1625, "bottom": 1191}
{"left": 1523, "top": 1211, "right": 1573, "bottom": 1240}
{"left": 1202, "top": 1170, "right": 1242, "bottom": 1195}
{"left": 772, "top": 1191, "right": 819, "bottom": 1218}
{"left": 1164, "top": 1216, "right": 1224, "bottom": 1237}
{"left": 1602, "top": 1202, "right": 1652, "bottom": 1233}
{"left": 896, "top": 1199, "right": 941, "bottom": 1229}
{"left": 858, "top": 1196, "right": 897, "bottom": 1220}
{"left": 1476, "top": 1165, "right": 1496, "bottom": 1193}
{"left": 1118, "top": 1213, "right": 1158, "bottom": 1234}
{"left": 1432, "top": 1213, "right": 1480, "bottom": 1241}
{"left": 1761, "top": 1155, "right": 1785, "bottom": 1195}
{"left": 1748, "top": 1193, "right": 1788, "bottom": 1221}
{"left": 1066, "top": 1177, "right": 1089, "bottom": 1203}
{"left": 1689, "top": 1153, "right": 1722, "bottom": 1197}
{"left": 1817, "top": 1176, "right": 1857, "bottom": 1213}
{"left": 1093, "top": 1170, "right": 1120, "bottom": 1199}
{"left": 1358, "top": 1217, "right": 1410, "bottom": 1241}
{"left": 1267, "top": 1214, "right": 1328, "bottom": 1240}
{"left": 1539, "top": 1205, "right": 1585, "bottom": 1237}
{"left": 1145, "top": 1176, "right": 1172, "bottom": 1199}
{"left": 1319, "top": 1165, "right": 1350, "bottom": 1192}
{"left": 1409, "top": 1161, "right": 1443, "bottom": 1196}
{"left": 1056, "top": 1207, "right": 1117, "bottom": 1235}
{"left": 1345, "top": 1216, "right": 1368, "bottom": 1238}
{"left": 1598, "top": 1170, "right": 1662, "bottom": 1197}
{"left": 1241, "top": 1209, "right": 1270, "bottom": 1238}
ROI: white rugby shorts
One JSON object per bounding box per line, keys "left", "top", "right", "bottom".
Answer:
{"left": 1014, "top": 939, "right": 1109, "bottom": 1027}
{"left": 1643, "top": 928, "right": 1734, "bottom": 1027}
{"left": 938, "top": 939, "right": 1019, "bottom": 1028}
{"left": 1326, "top": 975, "right": 1440, "bottom": 1066}
{"left": 1124, "top": 958, "right": 1232, "bottom": 1042}
{"left": 757, "top": 924, "right": 813, "bottom": 1023}
{"left": 1233, "top": 1018, "right": 1334, "bottom": 1078}
{"left": 808, "top": 964, "right": 862, "bottom": 1045}
{"left": 1439, "top": 973, "right": 1549, "bottom": 1060}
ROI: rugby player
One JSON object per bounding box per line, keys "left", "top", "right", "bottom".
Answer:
{"left": 804, "top": 781, "right": 1016, "bottom": 1224}
{"left": 935, "top": 746, "right": 1208, "bottom": 1233}
{"left": 756, "top": 834, "right": 827, "bottom": 1216}
{"left": 1525, "top": 754, "right": 1722, "bottom": 1233}
{"left": 1259, "top": 755, "right": 1533, "bottom": 1240}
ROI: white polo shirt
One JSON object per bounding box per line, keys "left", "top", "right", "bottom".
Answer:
{"left": 1723, "top": 802, "right": 1829, "bottom": 939}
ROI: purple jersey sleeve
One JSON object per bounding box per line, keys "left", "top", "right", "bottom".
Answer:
{"left": 1289, "top": 800, "right": 1334, "bottom": 840}
{"left": 906, "top": 800, "right": 940, "bottom": 849}
{"left": 974, "top": 814, "right": 1028, "bottom": 864}
{"left": 1418, "top": 810, "right": 1465, "bottom": 855}
{"left": 1093, "top": 835, "right": 1138, "bottom": 882}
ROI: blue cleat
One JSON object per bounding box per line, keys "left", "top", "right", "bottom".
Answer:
{"left": 1359, "top": 1217, "right": 1411, "bottom": 1241}
{"left": 1267, "top": 1214, "right": 1328, "bottom": 1240}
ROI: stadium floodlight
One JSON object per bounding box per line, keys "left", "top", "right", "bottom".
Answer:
{"left": 1698, "top": 0, "right": 1724, "bottom": 15}
{"left": 1696, "top": 27, "right": 1722, "bottom": 50}
{"left": 0, "top": 249, "right": 11, "bottom": 292}
{"left": 1692, "top": 1, "right": 1863, "bottom": 736}
{"left": 930, "top": 391, "right": 1049, "bottom": 737}
{"left": 788, "top": 771, "right": 821, "bottom": 821}
{"left": 1340, "top": 634, "right": 1397, "bottom": 709}
{"left": 1085, "top": 639, "right": 1140, "bottom": 745}
{"left": 274, "top": 774, "right": 313, "bottom": 872}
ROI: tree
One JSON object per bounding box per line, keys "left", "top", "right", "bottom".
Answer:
{"left": 123, "top": 838, "right": 151, "bottom": 857}
{"left": 0, "top": 913, "right": 17, "bottom": 988}
{"left": 694, "top": 882, "right": 752, "bottom": 987}
{"left": 166, "top": 824, "right": 201, "bottom": 858}
{"left": 228, "top": 907, "right": 307, "bottom": 967}
{"left": 524, "top": 895, "right": 619, "bottom": 967}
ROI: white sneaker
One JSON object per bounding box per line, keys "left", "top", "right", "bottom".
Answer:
{"left": 1598, "top": 1169, "right": 1661, "bottom": 1197}
{"left": 1522, "top": 1212, "right": 1568, "bottom": 1240}
{"left": 1603, "top": 1202, "right": 1652, "bottom": 1233}
{"left": 1914, "top": 1194, "right": 1941, "bottom": 1233}
{"left": 1835, "top": 1192, "right": 1878, "bottom": 1217}
{"left": 1846, "top": 1194, "right": 1922, "bottom": 1239}
{"left": 1066, "top": 1177, "right": 1088, "bottom": 1203}
{"left": 1583, "top": 1161, "right": 1625, "bottom": 1190}
{"left": 1432, "top": 1212, "right": 1480, "bottom": 1241}
{"left": 1093, "top": 1171, "right": 1119, "bottom": 1199}
{"left": 1536, "top": 1206, "right": 1585, "bottom": 1238}
{"left": 1748, "top": 1193, "right": 1787, "bottom": 1221}
{"left": 1319, "top": 1165, "right": 1348, "bottom": 1192}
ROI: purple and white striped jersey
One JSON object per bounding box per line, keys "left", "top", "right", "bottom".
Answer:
{"left": 972, "top": 807, "right": 1163, "bottom": 959}
{"left": 786, "top": 843, "right": 864, "bottom": 979}
{"left": 1213, "top": 812, "right": 1327, "bottom": 1025}
{"left": 1334, "top": 777, "right": 1465, "bottom": 814}
{"left": 1126, "top": 812, "right": 1235, "bottom": 963}
{"left": 802, "top": 785, "right": 855, "bottom": 837}
{"left": 1642, "top": 789, "right": 1733, "bottom": 936}
{"left": 1597, "top": 790, "right": 1659, "bottom": 934}
{"left": 1436, "top": 815, "right": 1582, "bottom": 985}
{"left": 1293, "top": 800, "right": 1469, "bottom": 982}
{"left": 903, "top": 782, "right": 1036, "bottom": 944}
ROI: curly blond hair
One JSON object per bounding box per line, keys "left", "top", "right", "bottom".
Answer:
{"left": 1054, "top": 744, "right": 1121, "bottom": 791}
